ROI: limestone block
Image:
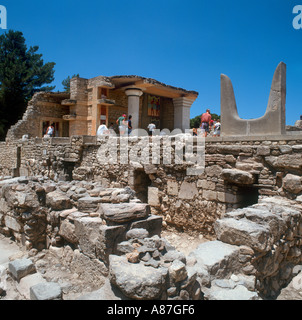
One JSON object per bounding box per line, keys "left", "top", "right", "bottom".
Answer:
{"left": 203, "top": 190, "right": 217, "bottom": 201}
{"left": 46, "top": 191, "right": 72, "bottom": 211}
{"left": 168, "top": 260, "right": 187, "bottom": 283}
{"left": 217, "top": 192, "right": 240, "bottom": 204}
{"left": 96, "top": 225, "right": 126, "bottom": 262}
{"left": 99, "top": 203, "right": 150, "bottom": 224}
{"left": 256, "top": 146, "right": 271, "bottom": 156}
{"left": 148, "top": 187, "right": 160, "bottom": 207}
{"left": 221, "top": 168, "right": 255, "bottom": 185}
{"left": 126, "top": 228, "right": 149, "bottom": 240}
{"left": 214, "top": 218, "right": 271, "bottom": 252}
{"left": 282, "top": 174, "right": 302, "bottom": 194}
{"left": 130, "top": 215, "right": 162, "bottom": 237}
{"left": 77, "top": 196, "right": 103, "bottom": 213}
{"left": 9, "top": 258, "right": 36, "bottom": 281}
{"left": 265, "top": 154, "right": 302, "bottom": 171}
{"left": 73, "top": 217, "right": 104, "bottom": 259}
{"left": 188, "top": 241, "right": 241, "bottom": 279}
{"left": 167, "top": 180, "right": 178, "bottom": 196}
{"left": 4, "top": 216, "right": 21, "bottom": 232}
{"left": 30, "top": 282, "right": 62, "bottom": 300}
{"left": 109, "top": 255, "right": 168, "bottom": 300}
{"left": 178, "top": 181, "right": 198, "bottom": 200}
{"left": 59, "top": 219, "right": 79, "bottom": 244}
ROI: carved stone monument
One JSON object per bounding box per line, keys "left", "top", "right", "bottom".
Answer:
{"left": 220, "top": 62, "right": 286, "bottom": 136}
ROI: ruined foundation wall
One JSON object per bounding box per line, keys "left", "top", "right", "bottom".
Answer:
{"left": 6, "top": 92, "right": 70, "bottom": 141}
{"left": 1, "top": 134, "right": 302, "bottom": 236}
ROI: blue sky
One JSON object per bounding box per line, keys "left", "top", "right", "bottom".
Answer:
{"left": 1, "top": 0, "right": 302, "bottom": 125}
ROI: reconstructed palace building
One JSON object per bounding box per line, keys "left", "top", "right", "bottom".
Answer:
{"left": 6, "top": 75, "right": 198, "bottom": 140}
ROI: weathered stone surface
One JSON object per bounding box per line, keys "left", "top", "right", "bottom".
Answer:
{"left": 4, "top": 216, "right": 21, "bottom": 232}
{"left": 96, "top": 225, "right": 126, "bottom": 262}
{"left": 126, "top": 228, "right": 149, "bottom": 240}
{"left": 30, "top": 282, "right": 62, "bottom": 300}
{"left": 46, "top": 191, "right": 72, "bottom": 211}
{"left": 59, "top": 219, "right": 79, "bottom": 244}
{"left": 109, "top": 255, "right": 168, "bottom": 300}
{"left": 168, "top": 260, "right": 187, "bottom": 283}
{"left": 73, "top": 217, "right": 104, "bottom": 259}
{"left": 130, "top": 215, "right": 162, "bottom": 237}
{"left": 214, "top": 218, "right": 271, "bottom": 252}
{"left": 77, "top": 196, "right": 103, "bottom": 213}
{"left": 148, "top": 187, "right": 160, "bottom": 207}
{"left": 8, "top": 258, "right": 36, "bottom": 281}
{"left": 265, "top": 154, "right": 302, "bottom": 171}
{"left": 204, "top": 283, "right": 259, "bottom": 300}
{"left": 99, "top": 203, "right": 150, "bottom": 224}
{"left": 167, "top": 180, "right": 178, "bottom": 196}
{"left": 16, "top": 273, "right": 46, "bottom": 300}
{"left": 282, "top": 174, "right": 302, "bottom": 194}
{"left": 178, "top": 181, "right": 198, "bottom": 199}
{"left": 221, "top": 168, "right": 255, "bottom": 185}
{"left": 188, "top": 241, "right": 241, "bottom": 279}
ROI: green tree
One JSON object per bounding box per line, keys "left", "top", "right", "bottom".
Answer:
{"left": 62, "top": 74, "right": 79, "bottom": 93}
{"left": 0, "top": 30, "right": 55, "bottom": 140}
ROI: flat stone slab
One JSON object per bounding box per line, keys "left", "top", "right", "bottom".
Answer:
{"left": 30, "top": 282, "right": 62, "bottom": 300}
{"left": 77, "top": 196, "right": 103, "bottom": 213}
{"left": 204, "top": 284, "right": 260, "bottom": 300}
{"left": 188, "top": 240, "right": 241, "bottom": 278}
{"left": 214, "top": 218, "right": 271, "bottom": 252}
{"left": 99, "top": 203, "right": 150, "bottom": 224}
{"left": 8, "top": 258, "right": 36, "bottom": 281}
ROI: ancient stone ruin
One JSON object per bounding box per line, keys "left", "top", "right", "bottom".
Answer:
{"left": 0, "top": 62, "right": 302, "bottom": 300}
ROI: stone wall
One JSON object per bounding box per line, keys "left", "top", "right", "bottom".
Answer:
{"left": 1, "top": 134, "right": 302, "bottom": 237}
{"left": 6, "top": 92, "right": 69, "bottom": 141}
{"left": 0, "top": 176, "right": 301, "bottom": 300}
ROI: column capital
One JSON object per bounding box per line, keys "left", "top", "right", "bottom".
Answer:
{"left": 173, "top": 97, "right": 195, "bottom": 108}
{"left": 124, "top": 87, "right": 144, "bottom": 97}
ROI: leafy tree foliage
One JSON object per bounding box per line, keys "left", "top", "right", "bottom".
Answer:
{"left": 0, "top": 30, "right": 55, "bottom": 140}
{"left": 62, "top": 74, "right": 79, "bottom": 93}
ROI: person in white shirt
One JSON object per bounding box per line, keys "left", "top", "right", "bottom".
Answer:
{"left": 97, "top": 122, "right": 109, "bottom": 136}
{"left": 147, "top": 122, "right": 156, "bottom": 136}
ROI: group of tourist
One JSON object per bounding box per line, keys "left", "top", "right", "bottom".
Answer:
{"left": 96, "top": 109, "right": 220, "bottom": 138}
{"left": 194, "top": 109, "right": 221, "bottom": 137}
{"left": 96, "top": 113, "right": 158, "bottom": 137}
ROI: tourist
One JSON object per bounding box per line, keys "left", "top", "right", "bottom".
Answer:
{"left": 116, "top": 114, "right": 127, "bottom": 135}
{"left": 213, "top": 119, "right": 221, "bottom": 137}
{"left": 192, "top": 127, "right": 198, "bottom": 136}
{"left": 128, "top": 115, "right": 132, "bottom": 135}
{"left": 46, "top": 123, "right": 55, "bottom": 137}
{"left": 200, "top": 109, "right": 212, "bottom": 137}
{"left": 97, "top": 121, "right": 109, "bottom": 136}
{"left": 147, "top": 122, "right": 156, "bottom": 136}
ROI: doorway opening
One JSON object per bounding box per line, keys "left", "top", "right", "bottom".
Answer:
{"left": 133, "top": 169, "right": 151, "bottom": 203}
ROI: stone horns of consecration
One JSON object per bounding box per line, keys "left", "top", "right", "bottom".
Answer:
{"left": 220, "top": 62, "right": 286, "bottom": 137}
